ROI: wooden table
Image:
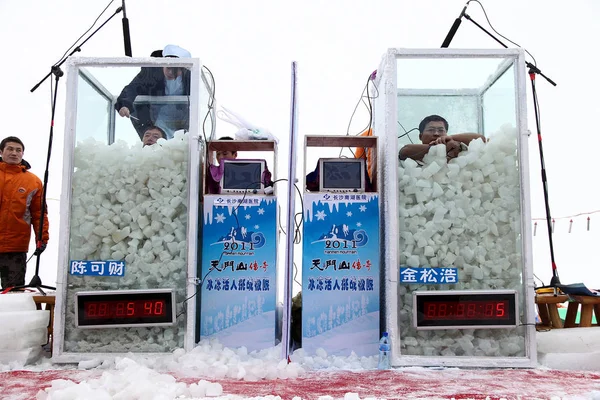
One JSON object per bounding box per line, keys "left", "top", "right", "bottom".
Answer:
{"left": 564, "top": 295, "right": 600, "bottom": 328}
{"left": 535, "top": 293, "right": 569, "bottom": 329}
{"left": 32, "top": 295, "right": 56, "bottom": 353}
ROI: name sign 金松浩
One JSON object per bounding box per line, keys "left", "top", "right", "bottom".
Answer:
{"left": 399, "top": 267, "right": 458, "bottom": 284}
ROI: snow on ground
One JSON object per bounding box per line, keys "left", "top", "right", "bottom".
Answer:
{"left": 2, "top": 290, "right": 600, "bottom": 399}
{"left": 1, "top": 328, "right": 600, "bottom": 399}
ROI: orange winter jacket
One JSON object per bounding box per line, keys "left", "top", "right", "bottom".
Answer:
{"left": 0, "top": 161, "right": 49, "bottom": 253}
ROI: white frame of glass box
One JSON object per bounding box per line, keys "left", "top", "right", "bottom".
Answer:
{"left": 53, "top": 57, "right": 203, "bottom": 363}
{"left": 374, "top": 48, "right": 536, "bottom": 368}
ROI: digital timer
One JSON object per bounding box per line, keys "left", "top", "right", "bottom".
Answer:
{"left": 84, "top": 299, "right": 166, "bottom": 319}
{"left": 422, "top": 300, "right": 510, "bottom": 320}
{"left": 413, "top": 290, "right": 518, "bottom": 330}
{"left": 75, "top": 289, "right": 175, "bottom": 329}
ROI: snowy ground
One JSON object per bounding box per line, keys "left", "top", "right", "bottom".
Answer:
{"left": 1, "top": 327, "right": 600, "bottom": 400}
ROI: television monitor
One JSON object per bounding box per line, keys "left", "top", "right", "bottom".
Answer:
{"left": 318, "top": 158, "right": 365, "bottom": 193}
{"left": 221, "top": 159, "right": 266, "bottom": 194}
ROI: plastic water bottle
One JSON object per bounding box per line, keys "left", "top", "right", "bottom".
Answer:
{"left": 377, "top": 332, "right": 390, "bottom": 370}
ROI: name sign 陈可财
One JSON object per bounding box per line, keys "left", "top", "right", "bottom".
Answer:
{"left": 399, "top": 267, "right": 458, "bottom": 284}
{"left": 70, "top": 260, "right": 126, "bottom": 277}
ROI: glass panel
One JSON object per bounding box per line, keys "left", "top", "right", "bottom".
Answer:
{"left": 396, "top": 57, "right": 508, "bottom": 89}
{"left": 64, "top": 63, "right": 194, "bottom": 353}
{"left": 482, "top": 64, "right": 517, "bottom": 137}
{"left": 76, "top": 72, "right": 111, "bottom": 143}
{"left": 396, "top": 55, "right": 526, "bottom": 358}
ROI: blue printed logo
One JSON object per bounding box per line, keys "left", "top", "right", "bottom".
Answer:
{"left": 312, "top": 223, "right": 369, "bottom": 249}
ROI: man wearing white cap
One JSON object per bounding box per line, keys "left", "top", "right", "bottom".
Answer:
{"left": 115, "top": 44, "right": 192, "bottom": 140}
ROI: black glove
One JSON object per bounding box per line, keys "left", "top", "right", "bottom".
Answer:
{"left": 33, "top": 243, "right": 47, "bottom": 256}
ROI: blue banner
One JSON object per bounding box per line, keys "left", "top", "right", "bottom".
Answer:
{"left": 302, "top": 193, "right": 380, "bottom": 356}
{"left": 200, "top": 195, "right": 277, "bottom": 351}
{"left": 69, "top": 260, "right": 126, "bottom": 277}
{"left": 399, "top": 267, "right": 458, "bottom": 284}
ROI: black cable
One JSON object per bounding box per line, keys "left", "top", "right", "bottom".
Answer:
{"left": 342, "top": 73, "right": 379, "bottom": 157}
{"left": 397, "top": 121, "right": 408, "bottom": 135}
{"left": 201, "top": 65, "right": 216, "bottom": 146}
{"left": 293, "top": 262, "right": 302, "bottom": 288}
{"left": 278, "top": 204, "right": 287, "bottom": 236}
{"left": 293, "top": 212, "right": 303, "bottom": 244}
{"left": 365, "top": 76, "right": 374, "bottom": 135}
{"left": 344, "top": 88, "right": 375, "bottom": 159}
{"left": 398, "top": 127, "right": 419, "bottom": 142}
{"left": 533, "top": 273, "right": 546, "bottom": 288}
{"left": 54, "top": 0, "right": 115, "bottom": 66}
{"left": 269, "top": 179, "right": 304, "bottom": 242}
{"left": 179, "top": 179, "right": 302, "bottom": 317}
{"left": 176, "top": 250, "right": 225, "bottom": 318}
{"left": 229, "top": 180, "right": 263, "bottom": 229}
{"left": 470, "top": 0, "right": 538, "bottom": 66}
{"left": 345, "top": 77, "right": 370, "bottom": 136}
{"left": 292, "top": 183, "right": 304, "bottom": 243}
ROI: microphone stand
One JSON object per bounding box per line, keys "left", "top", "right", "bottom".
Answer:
{"left": 30, "top": 6, "right": 123, "bottom": 93}
{"left": 463, "top": 13, "right": 556, "bottom": 86}
{"left": 13, "top": 6, "right": 123, "bottom": 295}
{"left": 11, "top": 68, "right": 62, "bottom": 296}
{"left": 122, "top": 0, "right": 132, "bottom": 56}
{"left": 461, "top": 12, "right": 560, "bottom": 294}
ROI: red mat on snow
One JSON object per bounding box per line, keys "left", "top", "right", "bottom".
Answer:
{"left": 2, "top": 368, "right": 600, "bottom": 399}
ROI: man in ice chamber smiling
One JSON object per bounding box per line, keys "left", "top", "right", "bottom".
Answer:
{"left": 141, "top": 125, "right": 167, "bottom": 147}
{"left": 398, "top": 115, "right": 485, "bottom": 162}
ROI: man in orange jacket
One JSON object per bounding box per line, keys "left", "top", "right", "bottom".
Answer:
{"left": 0, "top": 136, "right": 49, "bottom": 289}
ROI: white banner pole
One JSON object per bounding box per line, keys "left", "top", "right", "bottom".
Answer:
{"left": 281, "top": 61, "right": 299, "bottom": 360}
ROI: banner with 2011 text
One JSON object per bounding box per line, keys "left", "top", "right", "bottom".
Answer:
{"left": 200, "top": 194, "right": 277, "bottom": 351}
{"left": 302, "top": 193, "right": 380, "bottom": 356}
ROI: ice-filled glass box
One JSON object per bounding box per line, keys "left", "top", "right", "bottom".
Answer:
{"left": 374, "top": 49, "right": 536, "bottom": 368}
{"left": 53, "top": 57, "right": 212, "bottom": 362}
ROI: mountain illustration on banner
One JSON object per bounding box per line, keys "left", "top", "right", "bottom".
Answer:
{"left": 213, "top": 226, "right": 267, "bottom": 248}
{"left": 312, "top": 224, "right": 369, "bottom": 247}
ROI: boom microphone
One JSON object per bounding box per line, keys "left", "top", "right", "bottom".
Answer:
{"left": 441, "top": 2, "right": 469, "bottom": 48}
{"left": 122, "top": 0, "right": 132, "bottom": 56}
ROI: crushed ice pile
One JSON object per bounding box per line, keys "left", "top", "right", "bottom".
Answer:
{"left": 64, "top": 134, "right": 189, "bottom": 352}
{"left": 0, "top": 294, "right": 49, "bottom": 367}
{"left": 397, "top": 125, "right": 527, "bottom": 357}
{"left": 32, "top": 339, "right": 376, "bottom": 399}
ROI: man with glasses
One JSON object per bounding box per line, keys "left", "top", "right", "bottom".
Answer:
{"left": 398, "top": 115, "right": 485, "bottom": 162}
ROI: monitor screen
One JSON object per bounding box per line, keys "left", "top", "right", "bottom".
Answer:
{"left": 221, "top": 159, "right": 265, "bottom": 193}
{"left": 319, "top": 158, "right": 365, "bottom": 192}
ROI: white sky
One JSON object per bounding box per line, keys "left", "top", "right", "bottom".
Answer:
{"left": 1, "top": 0, "right": 599, "bottom": 288}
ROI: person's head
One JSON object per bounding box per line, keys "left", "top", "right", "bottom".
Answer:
{"left": 162, "top": 44, "right": 191, "bottom": 80}
{"left": 0, "top": 136, "right": 25, "bottom": 165}
{"left": 216, "top": 136, "right": 237, "bottom": 164}
{"left": 142, "top": 126, "right": 167, "bottom": 146}
{"left": 418, "top": 115, "right": 449, "bottom": 144}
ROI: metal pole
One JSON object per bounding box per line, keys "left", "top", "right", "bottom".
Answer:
{"left": 281, "top": 61, "right": 299, "bottom": 360}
